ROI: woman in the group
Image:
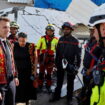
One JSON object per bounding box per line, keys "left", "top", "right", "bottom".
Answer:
{"left": 89, "top": 4, "right": 105, "bottom": 105}
{"left": 13, "top": 32, "right": 37, "bottom": 104}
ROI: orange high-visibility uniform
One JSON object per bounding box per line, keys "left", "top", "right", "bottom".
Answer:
{"left": 36, "top": 35, "right": 58, "bottom": 88}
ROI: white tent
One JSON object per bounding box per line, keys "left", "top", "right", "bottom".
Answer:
{"left": 0, "top": 6, "right": 79, "bottom": 43}
{"left": 0, "top": 0, "right": 98, "bottom": 43}
{"left": 67, "top": 0, "right": 98, "bottom": 25}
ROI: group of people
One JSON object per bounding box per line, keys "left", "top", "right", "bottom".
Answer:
{"left": 0, "top": 18, "right": 37, "bottom": 105}
{"left": 37, "top": 22, "right": 81, "bottom": 105}
{"left": 0, "top": 3, "right": 105, "bottom": 105}
{"left": 0, "top": 16, "right": 81, "bottom": 105}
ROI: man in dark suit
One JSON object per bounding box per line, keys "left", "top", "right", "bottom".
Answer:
{"left": 0, "top": 17, "right": 19, "bottom": 105}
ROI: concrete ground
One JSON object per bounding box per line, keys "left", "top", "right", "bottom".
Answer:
{"left": 36, "top": 93, "right": 78, "bottom": 105}
{"left": 16, "top": 69, "right": 82, "bottom": 105}
{"left": 16, "top": 92, "right": 78, "bottom": 105}
{"left": 16, "top": 73, "right": 81, "bottom": 105}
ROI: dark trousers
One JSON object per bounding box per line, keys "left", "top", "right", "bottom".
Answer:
{"left": 54, "top": 67, "right": 75, "bottom": 101}
{"left": 0, "top": 80, "right": 16, "bottom": 105}
{"left": 82, "top": 76, "right": 91, "bottom": 96}
{"left": 78, "top": 76, "right": 92, "bottom": 105}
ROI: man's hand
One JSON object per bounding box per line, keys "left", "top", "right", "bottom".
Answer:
{"left": 0, "top": 92, "right": 2, "bottom": 101}
{"left": 14, "top": 78, "right": 19, "bottom": 86}
{"left": 86, "top": 67, "right": 93, "bottom": 76}
{"left": 86, "top": 70, "right": 91, "bottom": 76}
{"left": 74, "top": 70, "right": 78, "bottom": 75}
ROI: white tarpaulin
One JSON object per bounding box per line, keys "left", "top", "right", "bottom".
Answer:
{"left": 67, "top": 0, "right": 98, "bottom": 25}
{"left": 8, "top": 0, "right": 32, "bottom": 3}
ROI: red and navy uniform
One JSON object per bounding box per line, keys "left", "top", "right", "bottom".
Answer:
{"left": 80, "top": 38, "right": 102, "bottom": 105}
{"left": 8, "top": 34, "right": 18, "bottom": 44}
{"left": 54, "top": 35, "right": 81, "bottom": 101}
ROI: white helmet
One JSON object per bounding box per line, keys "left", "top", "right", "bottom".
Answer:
{"left": 89, "top": 3, "right": 105, "bottom": 26}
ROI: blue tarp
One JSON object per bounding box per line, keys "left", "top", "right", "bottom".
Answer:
{"left": 91, "top": 0, "right": 105, "bottom": 5}
{"left": 34, "top": 0, "right": 72, "bottom": 11}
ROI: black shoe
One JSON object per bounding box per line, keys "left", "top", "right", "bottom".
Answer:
{"left": 37, "top": 86, "right": 43, "bottom": 93}
{"left": 46, "top": 86, "right": 52, "bottom": 93}
{"left": 49, "top": 97, "right": 60, "bottom": 102}
{"left": 49, "top": 94, "right": 60, "bottom": 102}
{"left": 67, "top": 100, "right": 73, "bottom": 105}
{"left": 26, "top": 100, "right": 29, "bottom": 105}
{"left": 75, "top": 96, "right": 81, "bottom": 104}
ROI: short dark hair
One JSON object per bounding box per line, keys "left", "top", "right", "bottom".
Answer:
{"left": 18, "top": 32, "right": 27, "bottom": 38}
{"left": 0, "top": 17, "right": 10, "bottom": 22}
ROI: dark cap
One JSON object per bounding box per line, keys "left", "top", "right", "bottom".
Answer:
{"left": 62, "top": 22, "right": 74, "bottom": 30}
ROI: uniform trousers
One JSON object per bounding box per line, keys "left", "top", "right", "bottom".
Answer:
{"left": 0, "top": 80, "right": 16, "bottom": 105}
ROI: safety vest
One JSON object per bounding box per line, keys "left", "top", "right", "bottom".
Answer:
{"left": 90, "top": 57, "right": 105, "bottom": 105}
{"left": 36, "top": 35, "right": 58, "bottom": 55}
{"left": 90, "top": 77, "right": 105, "bottom": 105}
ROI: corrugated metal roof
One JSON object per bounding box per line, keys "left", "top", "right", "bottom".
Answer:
{"left": 8, "top": 0, "right": 30, "bottom": 3}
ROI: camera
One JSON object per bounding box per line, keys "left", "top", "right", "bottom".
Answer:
{"left": 92, "top": 69, "right": 104, "bottom": 86}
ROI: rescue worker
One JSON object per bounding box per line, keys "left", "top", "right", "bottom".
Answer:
{"left": 36, "top": 24, "right": 58, "bottom": 92}
{"left": 8, "top": 21, "right": 19, "bottom": 43}
{"left": 77, "top": 26, "right": 102, "bottom": 105}
{"left": 88, "top": 3, "right": 105, "bottom": 105}
{"left": 49, "top": 22, "right": 81, "bottom": 105}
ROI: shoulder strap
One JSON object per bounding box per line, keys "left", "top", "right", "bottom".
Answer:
{"left": 44, "top": 36, "right": 53, "bottom": 49}
{"left": 85, "top": 44, "right": 98, "bottom": 62}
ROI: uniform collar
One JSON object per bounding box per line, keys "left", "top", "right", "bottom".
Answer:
{"left": 0, "top": 37, "right": 6, "bottom": 41}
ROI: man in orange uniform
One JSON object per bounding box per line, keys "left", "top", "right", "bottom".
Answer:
{"left": 36, "top": 24, "right": 58, "bottom": 92}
